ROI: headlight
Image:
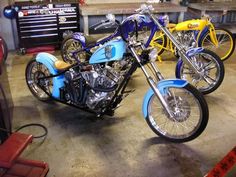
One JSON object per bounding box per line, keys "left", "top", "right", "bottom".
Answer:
{"left": 149, "top": 48, "right": 158, "bottom": 62}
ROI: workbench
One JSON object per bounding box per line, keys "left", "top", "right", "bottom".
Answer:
{"left": 189, "top": 2, "right": 236, "bottom": 16}
{"left": 80, "top": 2, "right": 187, "bottom": 35}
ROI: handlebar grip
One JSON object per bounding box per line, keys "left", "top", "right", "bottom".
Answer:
{"left": 135, "top": 8, "right": 141, "bottom": 12}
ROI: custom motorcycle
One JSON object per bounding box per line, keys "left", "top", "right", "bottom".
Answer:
{"left": 26, "top": 5, "right": 209, "bottom": 143}
{"left": 151, "top": 15, "right": 235, "bottom": 61}
{"left": 61, "top": 7, "right": 224, "bottom": 95}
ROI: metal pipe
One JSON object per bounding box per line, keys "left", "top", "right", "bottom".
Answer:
{"left": 129, "top": 45, "right": 174, "bottom": 118}
{"left": 149, "top": 13, "right": 201, "bottom": 74}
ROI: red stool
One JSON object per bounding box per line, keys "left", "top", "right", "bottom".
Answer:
{"left": 0, "top": 133, "right": 49, "bottom": 177}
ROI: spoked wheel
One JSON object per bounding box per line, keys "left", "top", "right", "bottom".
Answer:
{"left": 61, "top": 35, "right": 86, "bottom": 64}
{"left": 146, "top": 84, "right": 208, "bottom": 143}
{"left": 176, "top": 49, "right": 224, "bottom": 95}
{"left": 25, "top": 59, "right": 53, "bottom": 101}
{"left": 200, "top": 28, "right": 235, "bottom": 61}
{"left": 150, "top": 31, "right": 167, "bottom": 55}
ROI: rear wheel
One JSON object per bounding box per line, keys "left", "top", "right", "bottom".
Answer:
{"left": 25, "top": 59, "right": 52, "bottom": 101}
{"left": 146, "top": 84, "right": 208, "bottom": 143}
{"left": 200, "top": 28, "right": 235, "bottom": 61}
{"left": 176, "top": 49, "right": 224, "bottom": 95}
{"left": 61, "top": 35, "right": 86, "bottom": 64}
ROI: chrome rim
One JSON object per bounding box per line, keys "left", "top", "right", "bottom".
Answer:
{"left": 63, "top": 39, "right": 86, "bottom": 63}
{"left": 148, "top": 87, "right": 202, "bottom": 139}
{"left": 27, "top": 61, "right": 52, "bottom": 99}
{"left": 180, "top": 53, "right": 220, "bottom": 92}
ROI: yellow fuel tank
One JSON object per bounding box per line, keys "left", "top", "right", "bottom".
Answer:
{"left": 174, "top": 19, "right": 208, "bottom": 31}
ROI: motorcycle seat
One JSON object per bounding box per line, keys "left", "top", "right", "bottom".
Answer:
{"left": 54, "top": 60, "right": 71, "bottom": 70}
{"left": 85, "top": 34, "right": 110, "bottom": 47}
{"left": 85, "top": 35, "right": 101, "bottom": 47}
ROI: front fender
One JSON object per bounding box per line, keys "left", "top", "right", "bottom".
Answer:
{"left": 175, "top": 47, "right": 204, "bottom": 78}
{"left": 35, "top": 52, "right": 65, "bottom": 98}
{"left": 142, "top": 79, "right": 188, "bottom": 118}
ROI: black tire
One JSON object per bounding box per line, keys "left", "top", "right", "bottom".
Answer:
{"left": 146, "top": 84, "right": 209, "bottom": 143}
{"left": 0, "top": 37, "right": 8, "bottom": 62}
{"left": 199, "top": 27, "right": 235, "bottom": 61}
{"left": 25, "top": 59, "right": 52, "bottom": 101}
{"left": 177, "top": 49, "right": 225, "bottom": 95}
{"left": 60, "top": 35, "right": 85, "bottom": 64}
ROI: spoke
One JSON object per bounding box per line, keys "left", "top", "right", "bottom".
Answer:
{"left": 203, "top": 59, "right": 214, "bottom": 68}
{"left": 218, "top": 34, "right": 228, "bottom": 44}
{"left": 153, "top": 100, "right": 161, "bottom": 107}
{"left": 205, "top": 65, "right": 217, "bottom": 71}
{"left": 204, "top": 37, "right": 215, "bottom": 48}
{"left": 178, "top": 121, "right": 190, "bottom": 130}
{"left": 219, "top": 37, "right": 230, "bottom": 45}
{"left": 183, "top": 71, "right": 195, "bottom": 75}
{"left": 192, "top": 79, "right": 200, "bottom": 88}
{"left": 159, "top": 119, "right": 169, "bottom": 131}
{"left": 203, "top": 74, "right": 216, "bottom": 85}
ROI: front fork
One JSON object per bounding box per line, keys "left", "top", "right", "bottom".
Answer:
{"left": 129, "top": 45, "right": 174, "bottom": 118}
{"left": 207, "top": 24, "right": 218, "bottom": 47}
{"left": 149, "top": 13, "right": 204, "bottom": 76}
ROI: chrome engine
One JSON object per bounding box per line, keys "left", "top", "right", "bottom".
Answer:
{"left": 83, "top": 59, "right": 131, "bottom": 110}
{"left": 64, "top": 58, "right": 132, "bottom": 111}
{"left": 174, "top": 31, "right": 197, "bottom": 49}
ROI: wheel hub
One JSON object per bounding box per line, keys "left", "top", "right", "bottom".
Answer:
{"left": 167, "top": 96, "right": 191, "bottom": 122}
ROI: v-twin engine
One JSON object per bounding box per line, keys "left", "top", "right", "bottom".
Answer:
{"left": 64, "top": 59, "right": 131, "bottom": 111}
{"left": 82, "top": 64, "right": 123, "bottom": 110}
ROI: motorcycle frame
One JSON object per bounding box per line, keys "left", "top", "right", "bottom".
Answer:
{"left": 38, "top": 41, "right": 176, "bottom": 117}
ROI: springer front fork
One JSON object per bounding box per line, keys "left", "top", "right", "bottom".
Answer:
{"left": 129, "top": 45, "right": 175, "bottom": 118}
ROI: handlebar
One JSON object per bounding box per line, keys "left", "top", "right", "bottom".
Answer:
{"left": 94, "top": 20, "right": 114, "bottom": 30}
{"left": 135, "top": 4, "right": 154, "bottom": 14}
{"left": 90, "top": 14, "right": 119, "bottom": 31}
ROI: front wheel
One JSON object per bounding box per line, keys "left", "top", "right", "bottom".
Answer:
{"left": 176, "top": 49, "right": 225, "bottom": 95}
{"left": 146, "top": 84, "right": 208, "bottom": 143}
{"left": 25, "top": 59, "right": 53, "bottom": 101}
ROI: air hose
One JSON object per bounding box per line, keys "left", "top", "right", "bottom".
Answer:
{"left": 0, "top": 84, "right": 48, "bottom": 139}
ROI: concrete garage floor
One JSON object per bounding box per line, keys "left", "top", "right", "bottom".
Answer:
{"left": 5, "top": 50, "right": 236, "bottom": 177}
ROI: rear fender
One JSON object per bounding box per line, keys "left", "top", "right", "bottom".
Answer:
{"left": 35, "top": 52, "right": 65, "bottom": 98}
{"left": 73, "top": 32, "right": 86, "bottom": 48}
{"left": 142, "top": 79, "right": 188, "bottom": 118}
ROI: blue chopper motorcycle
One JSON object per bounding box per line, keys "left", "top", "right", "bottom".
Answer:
{"left": 26, "top": 5, "right": 209, "bottom": 143}
{"left": 62, "top": 5, "right": 224, "bottom": 95}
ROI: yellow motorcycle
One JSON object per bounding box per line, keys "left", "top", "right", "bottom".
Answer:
{"left": 151, "top": 16, "right": 235, "bottom": 61}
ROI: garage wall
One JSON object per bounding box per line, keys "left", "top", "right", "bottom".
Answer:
{"left": 0, "top": 0, "right": 16, "bottom": 50}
